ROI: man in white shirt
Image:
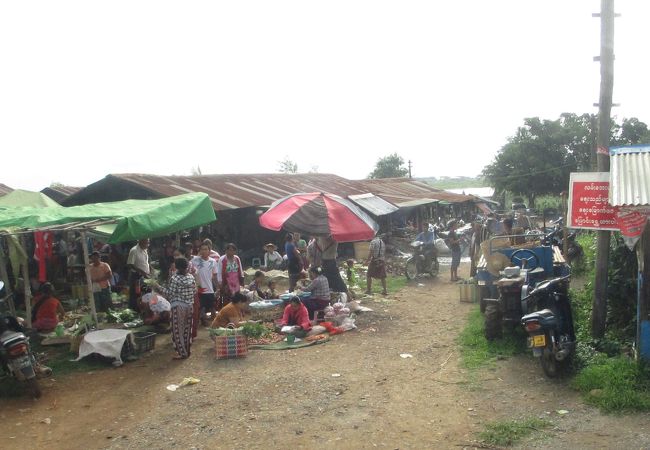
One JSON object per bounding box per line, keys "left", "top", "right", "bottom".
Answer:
{"left": 127, "top": 239, "right": 150, "bottom": 310}
{"left": 191, "top": 243, "right": 218, "bottom": 325}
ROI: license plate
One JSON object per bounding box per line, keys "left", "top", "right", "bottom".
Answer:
{"left": 532, "top": 335, "right": 546, "bottom": 347}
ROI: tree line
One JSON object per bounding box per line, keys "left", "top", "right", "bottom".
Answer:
{"left": 482, "top": 114, "right": 650, "bottom": 208}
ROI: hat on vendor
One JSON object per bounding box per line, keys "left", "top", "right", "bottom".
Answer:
{"left": 264, "top": 243, "right": 277, "bottom": 250}
{"left": 90, "top": 250, "right": 100, "bottom": 257}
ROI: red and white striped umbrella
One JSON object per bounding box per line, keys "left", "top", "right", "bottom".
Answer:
{"left": 259, "top": 192, "right": 378, "bottom": 242}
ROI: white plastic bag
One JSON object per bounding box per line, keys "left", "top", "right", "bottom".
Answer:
{"left": 435, "top": 238, "right": 449, "bottom": 253}
{"left": 339, "top": 317, "right": 356, "bottom": 331}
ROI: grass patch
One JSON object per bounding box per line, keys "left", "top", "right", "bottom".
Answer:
{"left": 31, "top": 340, "right": 111, "bottom": 376}
{"left": 458, "top": 306, "right": 527, "bottom": 370}
{"left": 478, "top": 417, "right": 552, "bottom": 447}
{"left": 355, "top": 273, "right": 407, "bottom": 296}
{"left": 571, "top": 356, "right": 650, "bottom": 412}
{"left": 384, "top": 274, "right": 407, "bottom": 293}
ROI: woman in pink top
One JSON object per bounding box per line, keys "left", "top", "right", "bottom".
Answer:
{"left": 217, "top": 243, "right": 244, "bottom": 308}
{"left": 280, "top": 296, "right": 312, "bottom": 338}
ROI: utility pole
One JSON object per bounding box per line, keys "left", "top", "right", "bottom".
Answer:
{"left": 592, "top": 0, "right": 616, "bottom": 338}
{"left": 408, "top": 160, "right": 413, "bottom": 178}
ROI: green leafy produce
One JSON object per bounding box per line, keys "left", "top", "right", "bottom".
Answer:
{"left": 241, "top": 322, "right": 271, "bottom": 339}
{"left": 106, "top": 308, "right": 139, "bottom": 323}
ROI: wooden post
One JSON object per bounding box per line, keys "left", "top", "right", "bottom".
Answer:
{"left": 0, "top": 237, "right": 16, "bottom": 315}
{"left": 80, "top": 231, "right": 99, "bottom": 324}
{"left": 592, "top": 0, "right": 615, "bottom": 338}
{"left": 20, "top": 236, "right": 33, "bottom": 328}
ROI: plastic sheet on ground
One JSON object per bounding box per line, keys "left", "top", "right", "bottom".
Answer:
{"left": 74, "top": 329, "right": 133, "bottom": 365}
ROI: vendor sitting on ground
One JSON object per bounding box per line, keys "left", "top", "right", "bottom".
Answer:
{"left": 301, "top": 266, "right": 331, "bottom": 319}
{"left": 210, "top": 292, "right": 251, "bottom": 328}
{"left": 265, "top": 280, "right": 279, "bottom": 299}
{"left": 248, "top": 270, "right": 266, "bottom": 298}
{"left": 32, "top": 282, "right": 65, "bottom": 333}
{"left": 140, "top": 291, "right": 171, "bottom": 326}
{"left": 279, "top": 295, "right": 311, "bottom": 337}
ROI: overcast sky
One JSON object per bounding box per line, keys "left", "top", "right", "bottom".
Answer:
{"left": 1, "top": 1, "right": 648, "bottom": 192}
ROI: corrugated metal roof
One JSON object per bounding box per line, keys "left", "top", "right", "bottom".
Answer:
{"left": 111, "top": 173, "right": 368, "bottom": 211}
{"left": 348, "top": 193, "right": 399, "bottom": 216}
{"left": 0, "top": 183, "right": 13, "bottom": 196}
{"left": 40, "top": 185, "right": 82, "bottom": 202}
{"left": 609, "top": 145, "right": 650, "bottom": 206}
{"left": 359, "top": 178, "right": 475, "bottom": 206}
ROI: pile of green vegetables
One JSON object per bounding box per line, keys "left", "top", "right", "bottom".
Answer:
{"left": 106, "top": 308, "right": 138, "bottom": 323}
{"left": 241, "top": 322, "right": 271, "bottom": 338}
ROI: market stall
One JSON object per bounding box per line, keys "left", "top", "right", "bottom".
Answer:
{"left": 0, "top": 192, "right": 217, "bottom": 326}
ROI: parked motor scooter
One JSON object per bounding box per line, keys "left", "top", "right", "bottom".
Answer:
{"left": 405, "top": 239, "right": 439, "bottom": 279}
{"left": 0, "top": 281, "right": 49, "bottom": 398}
{"left": 521, "top": 275, "right": 576, "bottom": 378}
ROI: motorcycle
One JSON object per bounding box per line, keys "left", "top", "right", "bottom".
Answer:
{"left": 405, "top": 240, "right": 439, "bottom": 279}
{"left": 521, "top": 275, "right": 576, "bottom": 378}
{"left": 0, "top": 281, "right": 48, "bottom": 398}
{"left": 541, "top": 218, "right": 583, "bottom": 264}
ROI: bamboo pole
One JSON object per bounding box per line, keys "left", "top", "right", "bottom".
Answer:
{"left": 80, "top": 231, "right": 98, "bottom": 324}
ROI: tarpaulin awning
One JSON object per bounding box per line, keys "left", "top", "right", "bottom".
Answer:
{"left": 0, "top": 192, "right": 216, "bottom": 243}
{"left": 0, "top": 189, "right": 61, "bottom": 208}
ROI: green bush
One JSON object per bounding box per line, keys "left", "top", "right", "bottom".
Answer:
{"left": 572, "top": 356, "right": 650, "bottom": 412}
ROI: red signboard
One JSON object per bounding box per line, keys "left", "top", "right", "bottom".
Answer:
{"left": 567, "top": 172, "right": 619, "bottom": 231}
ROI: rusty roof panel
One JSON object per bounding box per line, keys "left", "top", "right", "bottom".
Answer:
{"left": 110, "top": 173, "right": 368, "bottom": 211}
{"left": 609, "top": 145, "right": 650, "bottom": 206}
{"left": 0, "top": 183, "right": 13, "bottom": 196}
{"left": 359, "top": 178, "right": 475, "bottom": 205}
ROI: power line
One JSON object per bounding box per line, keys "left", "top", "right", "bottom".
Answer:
{"left": 487, "top": 162, "right": 576, "bottom": 183}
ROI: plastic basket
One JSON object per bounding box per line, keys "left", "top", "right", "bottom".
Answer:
{"left": 133, "top": 331, "right": 156, "bottom": 353}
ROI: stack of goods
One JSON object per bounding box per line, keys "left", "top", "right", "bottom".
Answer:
{"left": 323, "top": 302, "right": 351, "bottom": 325}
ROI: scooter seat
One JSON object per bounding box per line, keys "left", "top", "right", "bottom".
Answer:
{"left": 522, "top": 309, "right": 557, "bottom": 327}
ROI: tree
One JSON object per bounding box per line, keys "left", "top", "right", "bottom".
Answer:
{"left": 482, "top": 114, "right": 650, "bottom": 208}
{"left": 482, "top": 117, "right": 577, "bottom": 208}
{"left": 368, "top": 153, "right": 408, "bottom": 179}
{"left": 278, "top": 157, "right": 298, "bottom": 174}
{"left": 190, "top": 165, "right": 202, "bottom": 176}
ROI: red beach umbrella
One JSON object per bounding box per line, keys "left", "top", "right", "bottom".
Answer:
{"left": 259, "top": 192, "right": 379, "bottom": 242}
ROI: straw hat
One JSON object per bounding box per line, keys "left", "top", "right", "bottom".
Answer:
{"left": 264, "top": 243, "right": 277, "bottom": 250}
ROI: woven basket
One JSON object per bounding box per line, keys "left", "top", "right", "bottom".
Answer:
{"left": 215, "top": 334, "right": 248, "bottom": 359}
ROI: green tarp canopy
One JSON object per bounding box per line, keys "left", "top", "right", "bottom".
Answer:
{"left": 0, "top": 189, "right": 61, "bottom": 208}
{"left": 0, "top": 192, "right": 216, "bottom": 243}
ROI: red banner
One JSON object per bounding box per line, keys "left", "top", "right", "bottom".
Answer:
{"left": 567, "top": 172, "right": 619, "bottom": 231}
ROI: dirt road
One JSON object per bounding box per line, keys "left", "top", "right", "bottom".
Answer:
{"left": 1, "top": 262, "right": 649, "bottom": 449}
